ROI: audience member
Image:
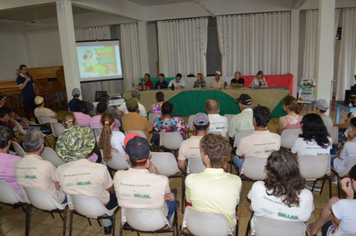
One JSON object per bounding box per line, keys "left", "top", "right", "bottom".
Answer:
{"left": 230, "top": 71, "right": 244, "bottom": 88}
{"left": 154, "top": 73, "right": 168, "bottom": 89}
{"left": 313, "top": 99, "right": 333, "bottom": 128}
{"left": 307, "top": 164, "right": 356, "bottom": 236}
{"left": 185, "top": 133, "right": 242, "bottom": 230}
{"left": 278, "top": 96, "right": 302, "bottom": 134}
{"left": 98, "top": 112, "right": 126, "bottom": 161}
{"left": 73, "top": 100, "right": 91, "bottom": 127}
{"left": 115, "top": 90, "right": 147, "bottom": 117}
{"left": 56, "top": 126, "right": 116, "bottom": 235}
{"left": 248, "top": 150, "right": 314, "bottom": 232}
{"left": 0, "top": 107, "right": 21, "bottom": 144}
{"left": 14, "top": 130, "right": 65, "bottom": 204}
{"left": 178, "top": 113, "right": 209, "bottom": 171}
{"left": 334, "top": 107, "right": 356, "bottom": 142}
{"left": 9, "top": 108, "right": 29, "bottom": 129}
{"left": 0, "top": 126, "right": 23, "bottom": 197}
{"left": 151, "top": 92, "right": 164, "bottom": 114}
{"left": 204, "top": 99, "right": 228, "bottom": 137}
{"left": 100, "top": 94, "right": 121, "bottom": 121}
{"left": 143, "top": 73, "right": 153, "bottom": 89}
{"left": 114, "top": 133, "right": 178, "bottom": 220}
{"left": 193, "top": 73, "right": 206, "bottom": 88}
{"left": 210, "top": 71, "right": 225, "bottom": 89}
{"left": 249, "top": 70, "right": 268, "bottom": 88}
{"left": 0, "top": 95, "right": 5, "bottom": 107}
{"left": 168, "top": 73, "right": 185, "bottom": 89}
{"left": 233, "top": 106, "right": 280, "bottom": 170}
{"left": 90, "top": 101, "right": 120, "bottom": 131}
{"left": 68, "top": 88, "right": 89, "bottom": 114}
{"left": 34, "top": 96, "right": 58, "bottom": 123}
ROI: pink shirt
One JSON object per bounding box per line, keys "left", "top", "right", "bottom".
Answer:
{"left": 0, "top": 152, "right": 23, "bottom": 197}
{"left": 90, "top": 115, "right": 121, "bottom": 131}
{"left": 74, "top": 112, "right": 91, "bottom": 127}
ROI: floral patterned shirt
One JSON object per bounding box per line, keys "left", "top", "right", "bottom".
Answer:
{"left": 153, "top": 117, "right": 188, "bottom": 138}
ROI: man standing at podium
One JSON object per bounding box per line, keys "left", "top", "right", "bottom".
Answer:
{"left": 16, "top": 64, "right": 39, "bottom": 120}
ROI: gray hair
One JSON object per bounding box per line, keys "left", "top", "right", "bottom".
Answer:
{"left": 204, "top": 99, "right": 220, "bottom": 114}
{"left": 23, "top": 130, "right": 44, "bottom": 153}
{"left": 0, "top": 126, "right": 13, "bottom": 149}
{"left": 131, "top": 90, "right": 141, "bottom": 99}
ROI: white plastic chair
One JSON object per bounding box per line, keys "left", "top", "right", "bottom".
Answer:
{"left": 327, "top": 126, "right": 339, "bottom": 145}
{"left": 224, "top": 114, "right": 235, "bottom": 127}
{"left": 21, "top": 186, "right": 67, "bottom": 236}
{"left": 50, "top": 123, "right": 65, "bottom": 138}
{"left": 37, "top": 116, "right": 51, "bottom": 124}
{"left": 180, "top": 206, "right": 236, "bottom": 236}
{"left": 188, "top": 115, "right": 196, "bottom": 132}
{"left": 13, "top": 119, "right": 27, "bottom": 135}
{"left": 332, "top": 159, "right": 356, "bottom": 198}
{"left": 0, "top": 180, "right": 26, "bottom": 206}
{"left": 299, "top": 155, "right": 331, "bottom": 198}
{"left": 240, "top": 158, "right": 267, "bottom": 181}
{"left": 149, "top": 113, "right": 161, "bottom": 126}
{"left": 125, "top": 130, "right": 147, "bottom": 139}
{"left": 93, "top": 128, "right": 103, "bottom": 137}
{"left": 106, "top": 149, "right": 129, "bottom": 171}
{"left": 317, "top": 233, "right": 356, "bottom": 236}
{"left": 41, "top": 147, "right": 65, "bottom": 167}
{"left": 67, "top": 194, "right": 119, "bottom": 236}
{"left": 120, "top": 207, "right": 178, "bottom": 236}
{"left": 186, "top": 158, "right": 206, "bottom": 174}
{"left": 159, "top": 132, "right": 183, "bottom": 150}
{"left": 233, "top": 130, "right": 254, "bottom": 148}
{"left": 11, "top": 141, "right": 26, "bottom": 157}
{"left": 280, "top": 128, "right": 302, "bottom": 149}
{"left": 26, "top": 121, "right": 37, "bottom": 126}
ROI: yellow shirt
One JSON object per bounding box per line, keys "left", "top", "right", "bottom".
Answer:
{"left": 122, "top": 112, "right": 153, "bottom": 140}
{"left": 210, "top": 79, "right": 225, "bottom": 89}
{"left": 34, "top": 107, "right": 57, "bottom": 123}
{"left": 178, "top": 136, "right": 203, "bottom": 161}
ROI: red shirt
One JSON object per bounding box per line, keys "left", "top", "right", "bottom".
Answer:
{"left": 145, "top": 80, "right": 153, "bottom": 89}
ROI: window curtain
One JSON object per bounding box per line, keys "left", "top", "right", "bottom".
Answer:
{"left": 82, "top": 26, "right": 111, "bottom": 40}
{"left": 336, "top": 8, "right": 356, "bottom": 100}
{"left": 217, "top": 12, "right": 290, "bottom": 76}
{"left": 120, "top": 23, "right": 141, "bottom": 92}
{"left": 157, "top": 18, "right": 208, "bottom": 77}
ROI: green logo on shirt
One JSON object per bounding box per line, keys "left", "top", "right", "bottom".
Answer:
{"left": 25, "top": 175, "right": 37, "bottom": 179}
{"left": 278, "top": 212, "right": 299, "bottom": 220}
{"left": 134, "top": 193, "right": 151, "bottom": 199}
{"left": 77, "top": 181, "right": 92, "bottom": 186}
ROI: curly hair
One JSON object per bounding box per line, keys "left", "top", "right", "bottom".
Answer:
{"left": 98, "top": 112, "right": 115, "bottom": 162}
{"left": 200, "top": 133, "right": 231, "bottom": 168}
{"left": 299, "top": 113, "right": 330, "bottom": 149}
{"left": 264, "top": 150, "right": 306, "bottom": 207}
{"left": 62, "top": 112, "right": 76, "bottom": 129}
{"left": 283, "top": 96, "right": 299, "bottom": 114}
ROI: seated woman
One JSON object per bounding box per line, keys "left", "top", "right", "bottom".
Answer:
{"left": 249, "top": 70, "right": 268, "bottom": 88}
{"left": 90, "top": 101, "right": 120, "bottom": 131}
{"left": 307, "top": 164, "right": 356, "bottom": 236}
{"left": 278, "top": 96, "right": 303, "bottom": 134}
{"left": 248, "top": 150, "right": 314, "bottom": 234}
{"left": 98, "top": 112, "right": 126, "bottom": 162}
{"left": 73, "top": 100, "right": 91, "bottom": 127}
{"left": 151, "top": 92, "right": 164, "bottom": 115}
{"left": 193, "top": 73, "right": 206, "bottom": 88}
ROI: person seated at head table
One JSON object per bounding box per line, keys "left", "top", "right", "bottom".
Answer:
{"left": 210, "top": 71, "right": 225, "bottom": 89}
{"left": 278, "top": 96, "right": 303, "bottom": 134}
{"left": 168, "top": 73, "right": 185, "bottom": 89}
{"left": 143, "top": 73, "right": 153, "bottom": 89}
{"left": 249, "top": 70, "right": 268, "bottom": 88}
{"left": 154, "top": 73, "right": 168, "bottom": 89}
{"left": 230, "top": 71, "right": 244, "bottom": 88}
{"left": 151, "top": 92, "right": 165, "bottom": 115}
{"left": 193, "top": 73, "right": 206, "bottom": 88}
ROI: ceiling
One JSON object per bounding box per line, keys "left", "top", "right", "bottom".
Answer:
{"left": 127, "top": 0, "right": 192, "bottom": 6}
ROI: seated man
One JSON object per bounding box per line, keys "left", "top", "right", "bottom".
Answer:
{"left": 100, "top": 94, "right": 121, "bottom": 121}
{"left": 312, "top": 99, "right": 333, "bottom": 128}
{"left": 233, "top": 106, "right": 281, "bottom": 170}
{"left": 90, "top": 101, "right": 120, "bottom": 131}
{"left": 143, "top": 73, "right": 153, "bottom": 89}
{"left": 168, "top": 73, "right": 185, "bottom": 89}
{"left": 68, "top": 88, "right": 89, "bottom": 114}
{"left": 205, "top": 99, "right": 228, "bottom": 137}
{"left": 178, "top": 113, "right": 210, "bottom": 171}
{"left": 34, "top": 96, "right": 58, "bottom": 123}
{"left": 0, "top": 126, "right": 23, "bottom": 197}
{"left": 14, "top": 130, "right": 65, "bottom": 204}
{"left": 73, "top": 100, "right": 91, "bottom": 127}
{"left": 115, "top": 90, "right": 147, "bottom": 117}
{"left": 210, "top": 71, "right": 225, "bottom": 89}
{"left": 230, "top": 71, "right": 244, "bottom": 88}
{"left": 56, "top": 126, "right": 116, "bottom": 235}
{"left": 154, "top": 73, "right": 168, "bottom": 89}
{"left": 185, "top": 133, "right": 242, "bottom": 230}
{"left": 114, "top": 133, "right": 179, "bottom": 220}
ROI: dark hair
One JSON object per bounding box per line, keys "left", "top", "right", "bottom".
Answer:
{"left": 156, "top": 92, "right": 164, "bottom": 102}
{"left": 351, "top": 117, "right": 356, "bottom": 127}
{"left": 0, "top": 107, "right": 11, "bottom": 118}
{"left": 96, "top": 101, "right": 107, "bottom": 114}
{"left": 74, "top": 100, "right": 86, "bottom": 113}
{"left": 19, "top": 64, "right": 27, "bottom": 70}
{"left": 253, "top": 106, "right": 271, "bottom": 127}
{"left": 299, "top": 113, "right": 330, "bottom": 149}
{"left": 264, "top": 150, "right": 305, "bottom": 207}
{"left": 0, "top": 126, "right": 13, "bottom": 149}
{"left": 145, "top": 73, "right": 150, "bottom": 79}
{"left": 98, "top": 113, "right": 115, "bottom": 162}
{"left": 194, "top": 123, "right": 210, "bottom": 131}
{"left": 283, "top": 96, "right": 299, "bottom": 114}
{"left": 100, "top": 94, "right": 110, "bottom": 103}
{"left": 200, "top": 133, "right": 231, "bottom": 168}
{"left": 161, "top": 101, "right": 173, "bottom": 115}
{"left": 176, "top": 73, "right": 182, "bottom": 78}
{"left": 349, "top": 165, "right": 356, "bottom": 199}
{"left": 257, "top": 70, "right": 264, "bottom": 77}
{"left": 159, "top": 73, "right": 165, "bottom": 78}
{"left": 127, "top": 106, "right": 138, "bottom": 112}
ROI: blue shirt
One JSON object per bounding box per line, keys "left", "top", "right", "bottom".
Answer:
{"left": 68, "top": 98, "right": 89, "bottom": 114}
{"left": 154, "top": 81, "right": 168, "bottom": 89}
{"left": 16, "top": 74, "right": 35, "bottom": 100}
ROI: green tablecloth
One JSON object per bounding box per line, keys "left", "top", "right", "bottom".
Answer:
{"left": 123, "top": 88, "right": 289, "bottom": 117}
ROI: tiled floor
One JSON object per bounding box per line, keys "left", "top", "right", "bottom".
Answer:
{"left": 0, "top": 100, "right": 349, "bottom": 236}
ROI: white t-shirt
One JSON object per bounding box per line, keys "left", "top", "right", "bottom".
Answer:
{"left": 248, "top": 181, "right": 314, "bottom": 229}
{"left": 118, "top": 102, "right": 147, "bottom": 117}
{"left": 111, "top": 131, "right": 126, "bottom": 158}
{"left": 178, "top": 136, "right": 203, "bottom": 161}
{"left": 331, "top": 199, "right": 356, "bottom": 236}
{"left": 333, "top": 139, "right": 356, "bottom": 173}
{"left": 208, "top": 114, "right": 228, "bottom": 137}
{"left": 321, "top": 115, "right": 333, "bottom": 128}
{"left": 168, "top": 79, "right": 185, "bottom": 88}
{"left": 291, "top": 137, "right": 332, "bottom": 160}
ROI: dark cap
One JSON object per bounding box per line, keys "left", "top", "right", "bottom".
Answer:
{"left": 236, "top": 94, "right": 252, "bottom": 106}
{"left": 193, "top": 113, "right": 209, "bottom": 126}
{"left": 124, "top": 133, "right": 150, "bottom": 163}
{"left": 126, "top": 98, "right": 138, "bottom": 110}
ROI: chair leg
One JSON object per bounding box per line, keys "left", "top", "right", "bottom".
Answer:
{"left": 182, "top": 176, "right": 185, "bottom": 214}
{"left": 111, "top": 216, "right": 115, "bottom": 236}
{"left": 311, "top": 181, "right": 316, "bottom": 192}
{"left": 25, "top": 204, "right": 31, "bottom": 236}
{"left": 235, "top": 219, "right": 239, "bottom": 236}
{"left": 63, "top": 208, "right": 67, "bottom": 236}
{"left": 69, "top": 210, "right": 73, "bottom": 236}
{"left": 337, "top": 175, "right": 341, "bottom": 198}
{"left": 320, "top": 178, "right": 326, "bottom": 195}
{"left": 328, "top": 176, "right": 332, "bottom": 199}
{"left": 50, "top": 211, "right": 55, "bottom": 219}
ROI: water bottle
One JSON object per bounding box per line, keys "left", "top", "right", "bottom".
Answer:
{"left": 224, "top": 81, "right": 228, "bottom": 89}
{"left": 172, "top": 83, "right": 175, "bottom": 90}
{"left": 259, "top": 80, "right": 262, "bottom": 89}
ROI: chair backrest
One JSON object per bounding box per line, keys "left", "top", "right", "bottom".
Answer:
{"left": 159, "top": 132, "right": 183, "bottom": 150}
{"left": 150, "top": 152, "right": 181, "bottom": 176}
{"left": 333, "top": 158, "right": 356, "bottom": 178}
{"left": 327, "top": 126, "right": 339, "bottom": 145}
{"left": 149, "top": 113, "right": 161, "bottom": 126}
{"left": 50, "top": 123, "right": 65, "bottom": 138}
{"left": 11, "top": 141, "right": 26, "bottom": 157}
{"left": 240, "top": 158, "right": 267, "bottom": 180}
{"left": 38, "top": 116, "right": 51, "bottom": 125}
{"left": 0, "top": 180, "right": 25, "bottom": 204}
{"left": 67, "top": 194, "right": 111, "bottom": 218}
{"left": 106, "top": 149, "right": 129, "bottom": 170}
{"left": 93, "top": 128, "right": 103, "bottom": 137}
{"left": 187, "top": 158, "right": 206, "bottom": 174}
{"left": 253, "top": 215, "right": 306, "bottom": 236}
{"left": 26, "top": 121, "right": 37, "bottom": 126}
{"left": 224, "top": 114, "right": 235, "bottom": 126}
{"left": 233, "top": 130, "right": 254, "bottom": 147}
{"left": 280, "top": 128, "right": 302, "bottom": 149}
{"left": 121, "top": 207, "right": 171, "bottom": 231}
{"left": 299, "top": 155, "right": 331, "bottom": 180}
{"left": 181, "top": 206, "right": 233, "bottom": 236}
{"left": 13, "top": 119, "right": 26, "bottom": 135}
{"left": 125, "top": 130, "right": 147, "bottom": 139}
{"left": 21, "top": 186, "right": 66, "bottom": 210}
{"left": 41, "top": 147, "right": 64, "bottom": 167}
{"left": 188, "top": 115, "right": 196, "bottom": 131}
